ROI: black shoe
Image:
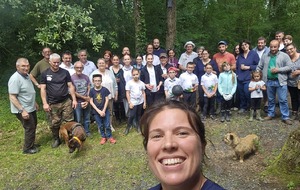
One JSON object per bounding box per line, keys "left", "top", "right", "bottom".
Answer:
{"left": 23, "top": 147, "right": 39, "bottom": 154}
{"left": 124, "top": 127, "right": 130, "bottom": 135}
{"left": 52, "top": 139, "right": 61, "bottom": 148}
{"left": 264, "top": 106, "right": 268, "bottom": 113}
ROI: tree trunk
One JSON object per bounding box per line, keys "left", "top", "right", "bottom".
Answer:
{"left": 273, "top": 126, "right": 300, "bottom": 173}
{"left": 166, "top": 0, "right": 176, "bottom": 50}
{"left": 133, "top": 0, "right": 146, "bottom": 54}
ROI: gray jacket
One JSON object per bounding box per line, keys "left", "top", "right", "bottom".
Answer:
{"left": 256, "top": 51, "right": 292, "bottom": 86}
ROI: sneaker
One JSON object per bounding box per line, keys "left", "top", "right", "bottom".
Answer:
{"left": 100, "top": 138, "right": 107, "bottom": 145}
{"left": 238, "top": 109, "right": 245, "bottom": 114}
{"left": 109, "top": 137, "right": 116, "bottom": 144}
{"left": 210, "top": 115, "right": 215, "bottom": 120}
{"left": 291, "top": 112, "right": 298, "bottom": 120}
{"left": 282, "top": 119, "right": 292, "bottom": 125}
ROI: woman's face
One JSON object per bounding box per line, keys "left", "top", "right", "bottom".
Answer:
{"left": 97, "top": 60, "right": 106, "bottom": 71}
{"left": 235, "top": 45, "right": 240, "bottom": 54}
{"left": 146, "top": 55, "right": 153, "bottom": 65}
{"left": 168, "top": 50, "right": 175, "bottom": 58}
{"left": 104, "top": 53, "right": 111, "bottom": 62}
{"left": 202, "top": 50, "right": 209, "bottom": 60}
{"left": 136, "top": 56, "right": 143, "bottom": 64}
{"left": 241, "top": 43, "right": 249, "bottom": 52}
{"left": 112, "top": 56, "right": 119, "bottom": 66}
{"left": 147, "top": 108, "right": 203, "bottom": 188}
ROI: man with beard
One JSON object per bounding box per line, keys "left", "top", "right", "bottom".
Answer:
{"left": 253, "top": 37, "right": 270, "bottom": 59}
{"left": 213, "top": 41, "right": 236, "bottom": 72}
{"left": 153, "top": 38, "right": 166, "bottom": 57}
{"left": 256, "top": 40, "right": 292, "bottom": 125}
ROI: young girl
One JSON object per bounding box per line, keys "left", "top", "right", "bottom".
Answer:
{"left": 124, "top": 68, "right": 146, "bottom": 135}
{"left": 201, "top": 63, "right": 218, "bottom": 121}
{"left": 133, "top": 54, "right": 144, "bottom": 71}
{"left": 218, "top": 62, "right": 237, "bottom": 122}
{"left": 248, "top": 70, "right": 266, "bottom": 121}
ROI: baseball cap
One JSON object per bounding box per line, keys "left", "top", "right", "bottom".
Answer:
{"left": 218, "top": 40, "right": 228, "bottom": 46}
{"left": 159, "top": 53, "right": 167, "bottom": 58}
{"left": 168, "top": 67, "right": 178, "bottom": 73}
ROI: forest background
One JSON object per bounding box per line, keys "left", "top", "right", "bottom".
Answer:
{"left": 1, "top": 0, "right": 300, "bottom": 83}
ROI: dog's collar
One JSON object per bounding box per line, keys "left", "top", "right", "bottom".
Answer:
{"left": 73, "top": 136, "right": 82, "bottom": 146}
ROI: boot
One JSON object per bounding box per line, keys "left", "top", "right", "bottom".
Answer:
{"left": 249, "top": 110, "right": 254, "bottom": 121}
{"left": 136, "top": 125, "right": 141, "bottom": 134}
{"left": 124, "top": 125, "right": 130, "bottom": 135}
{"left": 256, "top": 110, "right": 264, "bottom": 121}
{"left": 220, "top": 110, "right": 225, "bottom": 122}
{"left": 225, "top": 110, "right": 230, "bottom": 122}
{"left": 215, "top": 103, "right": 221, "bottom": 115}
{"left": 51, "top": 128, "right": 61, "bottom": 148}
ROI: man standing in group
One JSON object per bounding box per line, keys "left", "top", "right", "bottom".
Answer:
{"left": 8, "top": 58, "right": 39, "bottom": 154}
{"left": 256, "top": 40, "right": 292, "bottom": 125}
{"left": 213, "top": 41, "right": 236, "bottom": 72}
{"left": 253, "top": 37, "right": 270, "bottom": 59}
{"left": 275, "top": 31, "right": 285, "bottom": 51}
{"left": 178, "top": 41, "right": 198, "bottom": 72}
{"left": 153, "top": 38, "right": 166, "bottom": 57}
{"left": 59, "top": 50, "right": 74, "bottom": 76}
{"left": 253, "top": 37, "right": 270, "bottom": 113}
{"left": 213, "top": 41, "right": 236, "bottom": 113}
{"left": 77, "top": 49, "right": 97, "bottom": 77}
{"left": 40, "top": 53, "right": 77, "bottom": 148}
{"left": 30, "top": 47, "right": 52, "bottom": 88}
{"left": 71, "top": 61, "right": 91, "bottom": 136}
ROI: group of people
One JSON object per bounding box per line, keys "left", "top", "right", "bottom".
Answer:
{"left": 8, "top": 32, "right": 300, "bottom": 189}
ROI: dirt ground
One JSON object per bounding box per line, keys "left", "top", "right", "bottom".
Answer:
{"left": 201, "top": 109, "right": 299, "bottom": 190}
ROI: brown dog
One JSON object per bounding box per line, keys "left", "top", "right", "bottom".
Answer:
{"left": 223, "top": 132, "right": 259, "bottom": 163}
{"left": 59, "top": 121, "right": 86, "bottom": 153}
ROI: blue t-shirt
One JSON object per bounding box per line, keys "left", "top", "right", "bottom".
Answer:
{"left": 89, "top": 86, "right": 110, "bottom": 114}
{"left": 149, "top": 179, "right": 225, "bottom": 190}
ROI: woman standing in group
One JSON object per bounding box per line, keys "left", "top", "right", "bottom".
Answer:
{"left": 109, "top": 55, "right": 126, "bottom": 123}
{"left": 104, "top": 50, "right": 113, "bottom": 69}
{"left": 286, "top": 43, "right": 300, "bottom": 120}
{"left": 236, "top": 40, "right": 260, "bottom": 113}
{"left": 90, "top": 58, "right": 118, "bottom": 131}
{"left": 167, "top": 49, "right": 179, "bottom": 69}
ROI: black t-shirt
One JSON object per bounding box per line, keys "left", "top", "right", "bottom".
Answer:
{"left": 41, "top": 68, "right": 71, "bottom": 104}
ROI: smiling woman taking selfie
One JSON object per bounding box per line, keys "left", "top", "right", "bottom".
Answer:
{"left": 140, "top": 100, "right": 225, "bottom": 190}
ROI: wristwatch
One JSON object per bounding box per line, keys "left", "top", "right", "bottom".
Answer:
{"left": 18, "top": 108, "right": 24, "bottom": 113}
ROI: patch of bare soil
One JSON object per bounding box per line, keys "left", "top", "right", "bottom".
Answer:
{"left": 202, "top": 110, "right": 299, "bottom": 190}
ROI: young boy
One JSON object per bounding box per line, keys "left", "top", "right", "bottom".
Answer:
{"left": 179, "top": 62, "right": 199, "bottom": 109}
{"left": 164, "top": 67, "right": 181, "bottom": 100}
{"left": 201, "top": 63, "right": 218, "bottom": 121}
{"left": 89, "top": 74, "right": 116, "bottom": 145}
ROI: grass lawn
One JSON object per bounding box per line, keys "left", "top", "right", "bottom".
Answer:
{"left": 0, "top": 87, "right": 157, "bottom": 189}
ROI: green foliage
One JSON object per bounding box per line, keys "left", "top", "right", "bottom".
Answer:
{"left": 28, "top": 0, "right": 104, "bottom": 51}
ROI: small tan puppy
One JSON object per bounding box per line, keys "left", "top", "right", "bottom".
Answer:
{"left": 223, "top": 132, "right": 259, "bottom": 163}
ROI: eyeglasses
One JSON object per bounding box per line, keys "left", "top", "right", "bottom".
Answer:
{"left": 286, "top": 48, "right": 294, "bottom": 52}
{"left": 75, "top": 67, "right": 83, "bottom": 69}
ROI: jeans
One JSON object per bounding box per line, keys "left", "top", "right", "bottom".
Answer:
{"left": 238, "top": 80, "right": 250, "bottom": 110}
{"left": 94, "top": 109, "right": 111, "bottom": 138}
{"left": 202, "top": 96, "right": 215, "bottom": 116}
{"left": 74, "top": 103, "right": 91, "bottom": 134}
{"left": 266, "top": 80, "right": 289, "bottom": 120}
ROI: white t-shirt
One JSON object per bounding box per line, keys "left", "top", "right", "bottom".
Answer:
{"left": 201, "top": 73, "right": 218, "bottom": 97}
{"left": 147, "top": 66, "right": 157, "bottom": 92}
{"left": 249, "top": 80, "right": 265, "bottom": 98}
{"left": 164, "top": 77, "right": 181, "bottom": 98}
{"left": 179, "top": 71, "right": 199, "bottom": 91}
{"left": 178, "top": 51, "right": 198, "bottom": 68}
{"left": 59, "top": 62, "right": 75, "bottom": 76}
{"left": 83, "top": 60, "right": 97, "bottom": 76}
{"left": 122, "top": 66, "right": 133, "bottom": 83}
{"left": 126, "top": 80, "right": 145, "bottom": 105}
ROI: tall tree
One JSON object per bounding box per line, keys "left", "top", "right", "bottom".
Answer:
{"left": 166, "top": 0, "right": 176, "bottom": 49}
{"left": 134, "top": 0, "right": 147, "bottom": 54}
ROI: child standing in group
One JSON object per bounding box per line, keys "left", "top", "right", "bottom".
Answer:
{"left": 248, "top": 70, "right": 266, "bottom": 121}
{"left": 179, "top": 62, "right": 199, "bottom": 109}
{"left": 218, "top": 62, "right": 237, "bottom": 122}
{"left": 89, "top": 74, "right": 116, "bottom": 145}
{"left": 124, "top": 68, "right": 146, "bottom": 135}
{"left": 164, "top": 67, "right": 181, "bottom": 100}
{"left": 201, "top": 63, "right": 218, "bottom": 121}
